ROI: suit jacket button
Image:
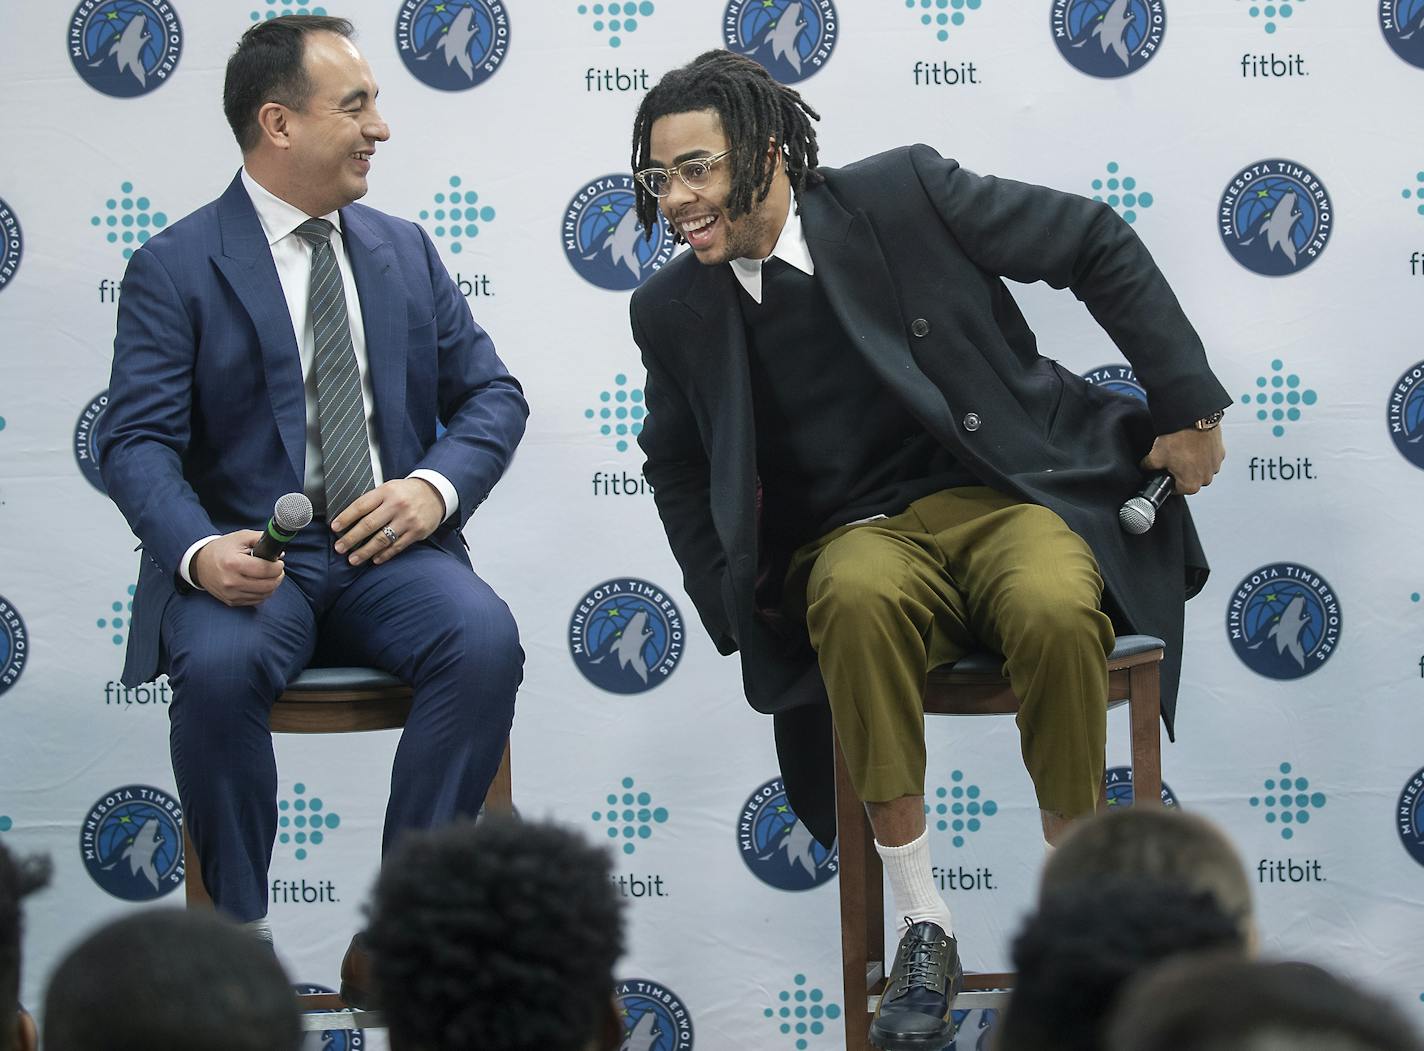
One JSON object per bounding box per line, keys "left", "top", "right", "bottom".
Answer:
{"left": 910, "top": 318, "right": 930, "bottom": 338}
{"left": 962, "top": 412, "right": 981, "bottom": 432}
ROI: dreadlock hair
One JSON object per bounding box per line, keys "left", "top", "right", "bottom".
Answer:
{"left": 631, "top": 49, "right": 823, "bottom": 242}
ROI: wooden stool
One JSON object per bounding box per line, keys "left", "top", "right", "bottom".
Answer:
{"left": 834, "top": 635, "right": 1166, "bottom": 1051}
{"left": 179, "top": 666, "right": 514, "bottom": 1014}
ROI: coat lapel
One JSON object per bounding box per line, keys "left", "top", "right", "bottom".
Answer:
{"left": 340, "top": 206, "right": 405, "bottom": 482}
{"left": 213, "top": 174, "right": 307, "bottom": 484}
{"left": 798, "top": 185, "right": 958, "bottom": 445}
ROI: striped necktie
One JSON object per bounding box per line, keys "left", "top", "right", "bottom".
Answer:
{"left": 293, "top": 218, "right": 374, "bottom": 524}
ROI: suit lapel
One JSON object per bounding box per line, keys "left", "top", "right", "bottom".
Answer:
{"left": 213, "top": 174, "right": 306, "bottom": 484}
{"left": 799, "top": 185, "right": 958, "bottom": 444}
{"left": 340, "top": 206, "right": 405, "bottom": 482}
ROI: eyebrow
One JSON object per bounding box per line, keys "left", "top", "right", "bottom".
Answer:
{"left": 647, "top": 148, "right": 719, "bottom": 168}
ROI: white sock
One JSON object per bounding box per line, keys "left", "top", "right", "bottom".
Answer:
{"left": 244, "top": 918, "right": 273, "bottom": 943}
{"left": 875, "top": 829, "right": 954, "bottom": 938}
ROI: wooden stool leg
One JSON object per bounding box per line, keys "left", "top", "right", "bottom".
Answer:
{"left": 182, "top": 825, "right": 213, "bottom": 909}
{"left": 484, "top": 740, "right": 514, "bottom": 816}
{"left": 835, "top": 736, "right": 879, "bottom": 1051}
{"left": 1128, "top": 661, "right": 1163, "bottom": 808}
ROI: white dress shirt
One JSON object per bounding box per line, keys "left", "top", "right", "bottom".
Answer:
{"left": 728, "top": 192, "right": 815, "bottom": 303}
{"left": 179, "top": 171, "right": 456, "bottom": 585}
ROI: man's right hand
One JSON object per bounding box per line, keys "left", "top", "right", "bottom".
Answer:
{"left": 190, "top": 530, "right": 284, "bottom": 607}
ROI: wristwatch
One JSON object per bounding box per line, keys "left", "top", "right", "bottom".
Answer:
{"left": 1194, "top": 409, "right": 1226, "bottom": 431}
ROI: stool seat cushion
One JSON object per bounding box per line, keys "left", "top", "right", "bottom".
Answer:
{"left": 282, "top": 667, "right": 407, "bottom": 693}
{"left": 936, "top": 634, "right": 1165, "bottom": 675}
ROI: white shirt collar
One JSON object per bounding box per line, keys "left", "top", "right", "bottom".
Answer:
{"left": 728, "top": 192, "right": 814, "bottom": 304}
{"left": 240, "top": 167, "right": 343, "bottom": 246}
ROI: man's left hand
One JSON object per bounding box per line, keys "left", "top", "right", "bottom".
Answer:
{"left": 332, "top": 478, "right": 446, "bottom": 566}
{"left": 1140, "top": 426, "right": 1226, "bottom": 496}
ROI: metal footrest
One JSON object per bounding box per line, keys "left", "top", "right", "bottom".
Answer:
{"left": 300, "top": 1009, "right": 386, "bottom": 1032}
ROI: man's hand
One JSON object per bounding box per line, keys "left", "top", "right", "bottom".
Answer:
{"left": 332, "top": 478, "right": 446, "bottom": 566}
{"left": 1140, "top": 426, "right": 1226, "bottom": 496}
{"left": 191, "top": 530, "right": 284, "bottom": 607}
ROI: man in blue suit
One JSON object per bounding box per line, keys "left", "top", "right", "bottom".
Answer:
{"left": 97, "top": 15, "right": 527, "bottom": 1001}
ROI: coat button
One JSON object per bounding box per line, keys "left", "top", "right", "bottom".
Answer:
{"left": 910, "top": 318, "right": 930, "bottom": 338}
{"left": 962, "top": 412, "right": 981, "bottom": 432}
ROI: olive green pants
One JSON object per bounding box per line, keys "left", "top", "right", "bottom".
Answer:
{"left": 784, "top": 487, "right": 1115, "bottom": 818}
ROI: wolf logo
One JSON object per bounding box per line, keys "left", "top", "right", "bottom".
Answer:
{"left": 428, "top": 6, "right": 479, "bottom": 82}
{"left": 583, "top": 208, "right": 645, "bottom": 283}
{"left": 759, "top": 1, "right": 808, "bottom": 76}
{"left": 104, "top": 817, "right": 164, "bottom": 890}
{"left": 92, "top": 13, "right": 151, "bottom": 88}
{"left": 1227, "top": 563, "right": 1339, "bottom": 680}
{"left": 1241, "top": 190, "right": 1302, "bottom": 266}
{"left": 1250, "top": 594, "right": 1309, "bottom": 669}
{"left": 1087, "top": 0, "right": 1136, "bottom": 69}
{"left": 760, "top": 817, "right": 819, "bottom": 879}
{"left": 589, "top": 609, "right": 653, "bottom": 684}
{"left": 620, "top": 1012, "right": 662, "bottom": 1051}
{"left": 1396, "top": 0, "right": 1424, "bottom": 38}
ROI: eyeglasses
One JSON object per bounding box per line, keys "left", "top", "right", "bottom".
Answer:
{"left": 634, "top": 150, "right": 732, "bottom": 198}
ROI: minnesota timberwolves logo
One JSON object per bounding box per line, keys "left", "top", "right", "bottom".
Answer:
{"left": 0, "top": 596, "right": 27, "bottom": 696}
{"left": 294, "top": 986, "right": 364, "bottom": 1049}
{"left": 949, "top": 1009, "right": 998, "bottom": 1051}
{"left": 396, "top": 0, "right": 509, "bottom": 91}
{"left": 569, "top": 579, "right": 684, "bottom": 693}
{"left": 68, "top": 1, "right": 182, "bottom": 98}
{"left": 1387, "top": 359, "right": 1424, "bottom": 470}
{"left": 80, "top": 785, "right": 184, "bottom": 901}
{"left": 723, "top": 0, "right": 839, "bottom": 84}
{"left": 614, "top": 978, "right": 694, "bottom": 1051}
{"left": 0, "top": 198, "right": 21, "bottom": 292}
{"left": 1219, "top": 159, "right": 1333, "bottom": 277}
{"left": 1051, "top": 0, "right": 1166, "bottom": 78}
{"left": 563, "top": 175, "right": 676, "bottom": 291}
{"left": 1104, "top": 766, "right": 1178, "bottom": 807}
{"left": 1397, "top": 766, "right": 1424, "bottom": 868}
{"left": 1380, "top": 1, "right": 1424, "bottom": 68}
{"left": 1226, "top": 562, "right": 1341, "bottom": 680}
{"left": 1081, "top": 364, "right": 1147, "bottom": 403}
{"left": 739, "top": 777, "right": 838, "bottom": 890}
{"left": 74, "top": 391, "right": 109, "bottom": 493}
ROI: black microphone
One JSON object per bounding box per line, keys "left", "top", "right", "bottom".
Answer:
{"left": 252, "top": 492, "right": 313, "bottom": 561}
{"left": 1119, "top": 473, "right": 1173, "bottom": 535}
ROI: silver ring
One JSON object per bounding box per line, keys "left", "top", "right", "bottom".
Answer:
{"left": 380, "top": 525, "right": 399, "bottom": 546}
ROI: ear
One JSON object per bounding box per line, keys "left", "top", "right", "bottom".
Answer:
{"left": 254, "top": 101, "right": 292, "bottom": 151}
{"left": 15, "top": 1006, "right": 38, "bottom": 1051}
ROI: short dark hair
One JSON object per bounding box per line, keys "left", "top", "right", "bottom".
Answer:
{"left": 996, "top": 878, "right": 1249, "bottom": 1051}
{"left": 223, "top": 15, "right": 355, "bottom": 152}
{"left": 42, "top": 909, "right": 300, "bottom": 1051}
{"left": 368, "top": 818, "right": 624, "bottom": 1051}
{"left": 1108, "top": 955, "right": 1424, "bottom": 1051}
{"left": 1041, "top": 809, "right": 1254, "bottom": 940}
{"left": 630, "top": 49, "right": 824, "bottom": 241}
{"left": 0, "top": 844, "right": 50, "bottom": 1051}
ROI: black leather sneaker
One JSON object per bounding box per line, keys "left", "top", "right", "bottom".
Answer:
{"left": 868, "top": 920, "right": 963, "bottom": 1051}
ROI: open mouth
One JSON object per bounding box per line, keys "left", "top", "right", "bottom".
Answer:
{"left": 679, "top": 213, "right": 719, "bottom": 249}
{"left": 351, "top": 150, "right": 372, "bottom": 170}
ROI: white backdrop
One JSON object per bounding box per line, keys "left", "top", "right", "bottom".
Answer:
{"left": 2, "top": 2, "right": 1423, "bottom": 1049}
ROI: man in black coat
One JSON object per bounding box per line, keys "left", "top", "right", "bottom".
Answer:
{"left": 628, "top": 51, "right": 1228, "bottom": 1050}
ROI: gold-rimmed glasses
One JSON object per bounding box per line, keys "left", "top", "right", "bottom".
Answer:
{"left": 634, "top": 150, "right": 732, "bottom": 198}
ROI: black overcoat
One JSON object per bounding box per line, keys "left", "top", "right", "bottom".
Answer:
{"left": 630, "top": 145, "right": 1230, "bottom": 845}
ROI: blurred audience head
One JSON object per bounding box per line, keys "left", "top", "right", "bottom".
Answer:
{"left": 43, "top": 909, "right": 300, "bottom": 1051}
{"left": 996, "top": 878, "right": 1250, "bottom": 1051}
{"left": 0, "top": 842, "right": 49, "bottom": 1051}
{"left": 1108, "top": 955, "right": 1424, "bottom": 1051}
{"left": 1042, "top": 807, "right": 1255, "bottom": 945}
{"left": 368, "top": 817, "right": 625, "bottom": 1051}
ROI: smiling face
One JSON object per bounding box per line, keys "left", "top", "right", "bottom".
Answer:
{"left": 647, "top": 109, "right": 788, "bottom": 266}
{"left": 278, "top": 31, "right": 389, "bottom": 216}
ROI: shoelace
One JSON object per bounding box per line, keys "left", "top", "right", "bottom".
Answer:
{"left": 889, "top": 919, "right": 948, "bottom": 995}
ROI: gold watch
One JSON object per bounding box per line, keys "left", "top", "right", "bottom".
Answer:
{"left": 1194, "top": 409, "right": 1226, "bottom": 431}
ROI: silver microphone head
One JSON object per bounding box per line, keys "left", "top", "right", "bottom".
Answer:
{"left": 273, "top": 492, "right": 314, "bottom": 533}
{"left": 1119, "top": 497, "right": 1156, "bottom": 535}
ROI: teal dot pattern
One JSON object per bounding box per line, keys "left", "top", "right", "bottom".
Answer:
{"left": 418, "top": 176, "right": 496, "bottom": 256}
{"left": 762, "top": 973, "right": 842, "bottom": 1050}
{"left": 1090, "top": 161, "right": 1153, "bottom": 225}
{"left": 250, "top": 4, "right": 328, "bottom": 18}
{"left": 97, "top": 584, "right": 136, "bottom": 647}
{"left": 924, "top": 770, "right": 998, "bottom": 848}
{"left": 0, "top": 416, "right": 6, "bottom": 432}
{"left": 1248, "top": 762, "right": 1325, "bottom": 841}
{"left": 1238, "top": 358, "right": 1317, "bottom": 437}
{"left": 91, "top": 182, "right": 168, "bottom": 261}
{"left": 585, "top": 373, "right": 646, "bottom": 452}
{"left": 577, "top": 2, "right": 656, "bottom": 48}
{"left": 904, "top": 0, "right": 985, "bottom": 42}
{"left": 1400, "top": 170, "right": 1424, "bottom": 219}
{"left": 1244, "top": 1, "right": 1302, "bottom": 34}
{"left": 0, "top": 816, "right": 11, "bottom": 833}
{"left": 278, "top": 782, "right": 341, "bottom": 861}
{"left": 590, "top": 776, "right": 668, "bottom": 855}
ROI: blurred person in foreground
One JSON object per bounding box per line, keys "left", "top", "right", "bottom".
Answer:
{"left": 0, "top": 842, "right": 49, "bottom": 1051}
